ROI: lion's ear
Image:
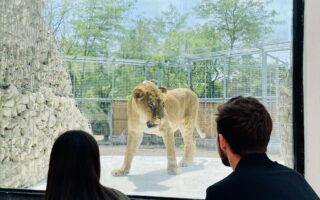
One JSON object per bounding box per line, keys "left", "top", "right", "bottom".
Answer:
{"left": 133, "top": 88, "right": 144, "bottom": 100}
{"left": 158, "top": 86, "right": 167, "bottom": 94}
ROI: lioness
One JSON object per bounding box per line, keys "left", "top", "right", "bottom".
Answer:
{"left": 112, "top": 81, "right": 204, "bottom": 176}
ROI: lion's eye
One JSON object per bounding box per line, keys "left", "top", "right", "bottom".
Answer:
{"left": 148, "top": 102, "right": 155, "bottom": 110}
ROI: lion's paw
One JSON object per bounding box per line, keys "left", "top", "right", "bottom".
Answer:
{"left": 179, "top": 160, "right": 189, "bottom": 167}
{"left": 167, "top": 166, "right": 180, "bottom": 175}
{"left": 179, "top": 159, "right": 193, "bottom": 167}
{"left": 111, "top": 169, "right": 129, "bottom": 177}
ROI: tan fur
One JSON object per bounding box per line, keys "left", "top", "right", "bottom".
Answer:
{"left": 111, "top": 81, "right": 204, "bottom": 176}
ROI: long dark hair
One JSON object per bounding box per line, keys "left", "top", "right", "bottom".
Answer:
{"left": 45, "top": 130, "right": 118, "bottom": 200}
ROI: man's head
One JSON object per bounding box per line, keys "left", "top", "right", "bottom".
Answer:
{"left": 216, "top": 96, "right": 273, "bottom": 166}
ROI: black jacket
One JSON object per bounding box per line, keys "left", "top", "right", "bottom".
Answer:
{"left": 206, "top": 153, "right": 319, "bottom": 200}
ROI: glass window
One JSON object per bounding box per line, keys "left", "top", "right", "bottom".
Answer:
{"left": 0, "top": 0, "right": 293, "bottom": 198}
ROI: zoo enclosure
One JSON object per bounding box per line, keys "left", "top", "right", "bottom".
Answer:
{"left": 65, "top": 42, "right": 291, "bottom": 144}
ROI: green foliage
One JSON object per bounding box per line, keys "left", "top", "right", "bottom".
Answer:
{"left": 59, "top": 0, "right": 282, "bottom": 99}
{"left": 47, "top": 0, "right": 289, "bottom": 137}
{"left": 58, "top": 0, "right": 135, "bottom": 56}
{"left": 196, "top": 0, "right": 277, "bottom": 49}
{"left": 68, "top": 62, "right": 114, "bottom": 98}
{"left": 78, "top": 101, "right": 111, "bottom": 136}
{"left": 117, "top": 18, "right": 158, "bottom": 59}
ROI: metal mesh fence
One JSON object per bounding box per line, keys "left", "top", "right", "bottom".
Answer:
{"left": 64, "top": 44, "right": 290, "bottom": 145}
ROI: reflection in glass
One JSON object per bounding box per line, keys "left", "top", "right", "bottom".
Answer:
{"left": 0, "top": 0, "right": 292, "bottom": 198}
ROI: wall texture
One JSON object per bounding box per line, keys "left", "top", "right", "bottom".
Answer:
{"left": 304, "top": 0, "right": 320, "bottom": 195}
{"left": 0, "top": 0, "right": 91, "bottom": 188}
{"left": 279, "top": 68, "right": 293, "bottom": 168}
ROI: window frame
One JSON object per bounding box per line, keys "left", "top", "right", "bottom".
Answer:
{"left": 292, "top": 0, "right": 305, "bottom": 175}
{"left": 0, "top": 0, "right": 306, "bottom": 199}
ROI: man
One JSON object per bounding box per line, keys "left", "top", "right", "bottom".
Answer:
{"left": 206, "top": 96, "right": 319, "bottom": 200}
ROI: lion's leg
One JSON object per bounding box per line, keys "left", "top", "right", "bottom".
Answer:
{"left": 111, "top": 131, "right": 143, "bottom": 176}
{"left": 179, "top": 120, "right": 196, "bottom": 167}
{"left": 161, "top": 124, "right": 180, "bottom": 175}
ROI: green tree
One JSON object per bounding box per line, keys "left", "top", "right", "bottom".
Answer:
{"left": 153, "top": 4, "right": 187, "bottom": 37}
{"left": 195, "top": 0, "right": 278, "bottom": 97}
{"left": 46, "top": 0, "right": 74, "bottom": 35}
{"left": 196, "top": 0, "right": 277, "bottom": 49}
{"left": 117, "top": 18, "right": 157, "bottom": 60}
{"left": 65, "top": 0, "right": 134, "bottom": 56}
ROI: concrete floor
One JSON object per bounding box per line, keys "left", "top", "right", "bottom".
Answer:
{"left": 29, "top": 156, "right": 233, "bottom": 199}
{"left": 29, "top": 143, "right": 283, "bottom": 199}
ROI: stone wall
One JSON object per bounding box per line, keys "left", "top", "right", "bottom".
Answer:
{"left": 0, "top": 0, "right": 91, "bottom": 188}
{"left": 279, "top": 67, "right": 294, "bottom": 168}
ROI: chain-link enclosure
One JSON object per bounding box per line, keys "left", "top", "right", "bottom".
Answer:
{"left": 65, "top": 43, "right": 290, "bottom": 148}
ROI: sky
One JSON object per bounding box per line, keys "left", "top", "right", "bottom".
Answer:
{"left": 131, "top": 0, "right": 200, "bottom": 17}
{"left": 48, "top": 0, "right": 293, "bottom": 44}
{"left": 269, "top": 0, "right": 292, "bottom": 41}
{"left": 127, "top": 0, "right": 292, "bottom": 42}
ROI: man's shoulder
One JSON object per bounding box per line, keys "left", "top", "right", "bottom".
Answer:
{"left": 206, "top": 172, "right": 239, "bottom": 192}
{"left": 206, "top": 163, "right": 320, "bottom": 200}
{"left": 206, "top": 172, "right": 244, "bottom": 199}
{"left": 206, "top": 162, "right": 298, "bottom": 197}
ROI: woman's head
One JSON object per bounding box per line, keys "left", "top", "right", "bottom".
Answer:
{"left": 46, "top": 130, "right": 103, "bottom": 200}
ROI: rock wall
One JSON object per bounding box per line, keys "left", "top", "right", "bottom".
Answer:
{"left": 279, "top": 67, "right": 294, "bottom": 168}
{"left": 0, "top": 0, "right": 91, "bottom": 188}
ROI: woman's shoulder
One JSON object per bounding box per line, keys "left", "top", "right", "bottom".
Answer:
{"left": 105, "top": 187, "right": 130, "bottom": 200}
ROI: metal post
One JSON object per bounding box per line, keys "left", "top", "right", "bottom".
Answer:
{"left": 275, "top": 59, "right": 280, "bottom": 98}
{"left": 187, "top": 61, "right": 191, "bottom": 89}
{"left": 223, "top": 58, "right": 228, "bottom": 99}
{"left": 80, "top": 63, "right": 85, "bottom": 97}
{"left": 110, "top": 62, "right": 115, "bottom": 139}
{"left": 72, "top": 71, "right": 76, "bottom": 97}
{"left": 205, "top": 65, "right": 207, "bottom": 98}
{"left": 111, "top": 62, "right": 115, "bottom": 99}
{"left": 157, "top": 65, "right": 161, "bottom": 86}
{"left": 144, "top": 65, "right": 147, "bottom": 81}
{"left": 261, "top": 49, "right": 267, "bottom": 101}
{"left": 275, "top": 58, "right": 280, "bottom": 142}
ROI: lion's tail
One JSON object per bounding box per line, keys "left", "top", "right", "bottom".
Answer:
{"left": 194, "top": 109, "right": 206, "bottom": 139}
{"left": 195, "top": 124, "right": 206, "bottom": 138}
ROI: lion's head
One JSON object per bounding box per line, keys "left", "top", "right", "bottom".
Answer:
{"left": 132, "top": 81, "right": 167, "bottom": 128}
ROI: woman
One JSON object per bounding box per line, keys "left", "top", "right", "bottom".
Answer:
{"left": 45, "top": 130, "right": 129, "bottom": 200}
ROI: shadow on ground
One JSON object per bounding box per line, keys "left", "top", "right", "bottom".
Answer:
{"left": 127, "top": 160, "right": 207, "bottom": 192}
